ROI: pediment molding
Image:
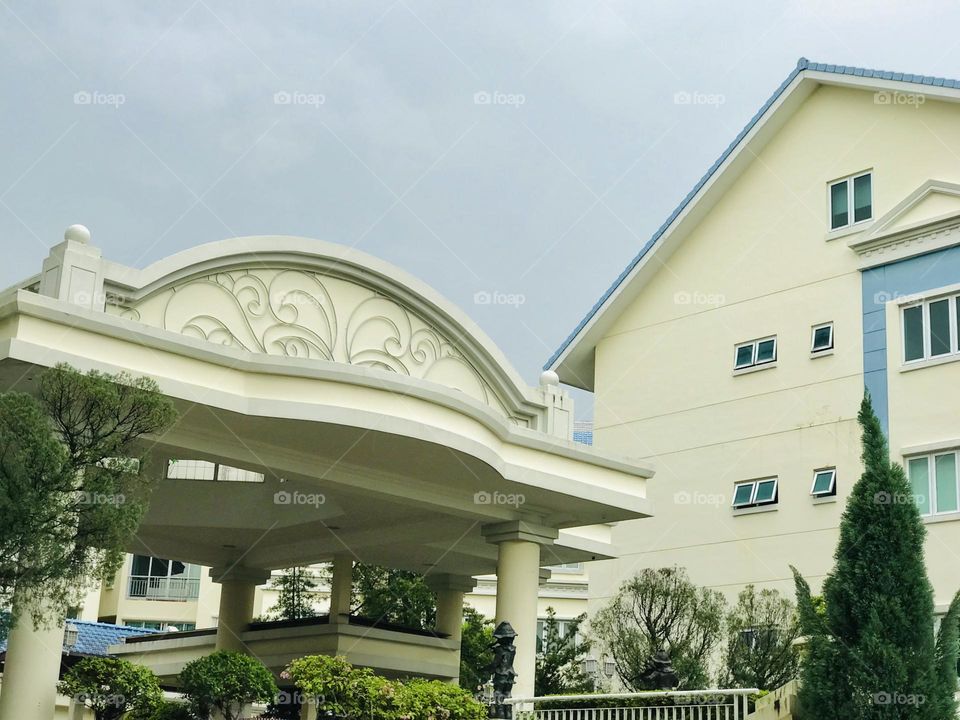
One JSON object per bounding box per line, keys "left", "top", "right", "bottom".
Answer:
{"left": 850, "top": 180, "right": 960, "bottom": 268}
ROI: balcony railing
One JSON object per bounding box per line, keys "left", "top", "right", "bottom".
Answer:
{"left": 510, "top": 689, "right": 758, "bottom": 720}
{"left": 128, "top": 575, "right": 200, "bottom": 601}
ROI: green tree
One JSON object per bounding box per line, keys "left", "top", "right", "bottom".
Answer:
{"left": 535, "top": 608, "right": 593, "bottom": 696}
{"left": 793, "top": 395, "right": 956, "bottom": 719}
{"left": 0, "top": 364, "right": 176, "bottom": 624}
{"left": 352, "top": 564, "right": 436, "bottom": 629}
{"left": 268, "top": 567, "right": 319, "bottom": 620}
{"left": 592, "top": 566, "right": 725, "bottom": 690}
{"left": 720, "top": 585, "right": 799, "bottom": 691}
{"left": 179, "top": 651, "right": 278, "bottom": 720}
{"left": 58, "top": 657, "right": 163, "bottom": 720}
{"left": 459, "top": 606, "right": 494, "bottom": 693}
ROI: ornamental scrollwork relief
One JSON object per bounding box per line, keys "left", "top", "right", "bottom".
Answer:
{"left": 107, "top": 267, "right": 519, "bottom": 421}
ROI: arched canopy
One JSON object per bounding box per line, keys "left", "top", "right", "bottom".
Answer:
{"left": 0, "top": 234, "right": 653, "bottom": 578}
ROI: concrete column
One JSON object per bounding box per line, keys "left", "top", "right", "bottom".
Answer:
{"left": 0, "top": 599, "right": 65, "bottom": 720}
{"left": 482, "top": 521, "right": 559, "bottom": 701}
{"left": 426, "top": 574, "right": 477, "bottom": 685}
{"left": 328, "top": 555, "right": 353, "bottom": 624}
{"left": 210, "top": 566, "right": 270, "bottom": 652}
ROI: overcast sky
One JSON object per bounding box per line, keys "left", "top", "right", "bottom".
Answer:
{"left": 2, "top": 1, "right": 959, "bottom": 416}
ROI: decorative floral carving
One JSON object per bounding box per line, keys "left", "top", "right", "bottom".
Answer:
{"left": 108, "top": 267, "right": 516, "bottom": 420}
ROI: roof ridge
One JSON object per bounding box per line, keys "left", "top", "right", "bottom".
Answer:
{"left": 545, "top": 57, "right": 960, "bottom": 373}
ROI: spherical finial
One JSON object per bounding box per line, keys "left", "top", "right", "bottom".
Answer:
{"left": 539, "top": 369, "right": 560, "bottom": 387}
{"left": 64, "top": 224, "right": 91, "bottom": 244}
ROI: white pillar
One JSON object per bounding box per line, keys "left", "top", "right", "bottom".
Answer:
{"left": 328, "top": 555, "right": 353, "bottom": 624}
{"left": 426, "top": 574, "right": 477, "bottom": 684}
{"left": 482, "top": 521, "right": 558, "bottom": 701}
{"left": 0, "top": 600, "right": 65, "bottom": 720}
{"left": 210, "top": 566, "right": 270, "bottom": 653}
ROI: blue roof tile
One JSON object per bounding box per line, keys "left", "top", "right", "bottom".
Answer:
{"left": 0, "top": 620, "right": 162, "bottom": 657}
{"left": 546, "top": 58, "right": 960, "bottom": 372}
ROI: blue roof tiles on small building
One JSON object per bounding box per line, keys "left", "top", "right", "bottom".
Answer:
{"left": 0, "top": 620, "right": 162, "bottom": 657}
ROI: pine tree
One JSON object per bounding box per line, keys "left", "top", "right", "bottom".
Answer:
{"left": 268, "top": 567, "right": 319, "bottom": 620}
{"left": 793, "top": 394, "right": 955, "bottom": 719}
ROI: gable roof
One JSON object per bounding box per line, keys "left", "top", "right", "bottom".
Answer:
{"left": 0, "top": 620, "right": 161, "bottom": 658}
{"left": 546, "top": 58, "right": 960, "bottom": 389}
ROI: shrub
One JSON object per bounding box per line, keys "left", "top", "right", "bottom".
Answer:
{"left": 179, "top": 651, "right": 278, "bottom": 720}
{"left": 130, "top": 700, "right": 195, "bottom": 720}
{"left": 58, "top": 657, "right": 162, "bottom": 720}
{"left": 287, "top": 654, "right": 486, "bottom": 720}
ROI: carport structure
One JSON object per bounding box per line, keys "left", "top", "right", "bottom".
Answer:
{"left": 0, "top": 228, "right": 653, "bottom": 719}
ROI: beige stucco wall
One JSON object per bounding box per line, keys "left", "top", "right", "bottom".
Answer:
{"left": 589, "top": 83, "right": 960, "bottom": 613}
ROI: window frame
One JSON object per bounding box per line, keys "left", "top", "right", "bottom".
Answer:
{"left": 828, "top": 171, "right": 873, "bottom": 231}
{"left": 810, "top": 468, "right": 837, "bottom": 498}
{"left": 734, "top": 336, "right": 778, "bottom": 371}
{"left": 901, "top": 293, "right": 960, "bottom": 365}
{"left": 906, "top": 449, "right": 960, "bottom": 517}
{"left": 811, "top": 322, "right": 834, "bottom": 353}
{"left": 731, "top": 477, "right": 779, "bottom": 509}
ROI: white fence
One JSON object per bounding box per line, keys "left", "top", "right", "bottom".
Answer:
{"left": 510, "top": 689, "right": 759, "bottom": 720}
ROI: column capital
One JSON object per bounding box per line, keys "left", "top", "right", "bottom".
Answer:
{"left": 425, "top": 573, "right": 477, "bottom": 594}
{"left": 539, "top": 568, "right": 553, "bottom": 585}
{"left": 210, "top": 565, "right": 271, "bottom": 585}
{"left": 481, "top": 520, "right": 558, "bottom": 546}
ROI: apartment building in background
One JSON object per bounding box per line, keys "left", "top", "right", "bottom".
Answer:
{"left": 548, "top": 59, "right": 960, "bottom": 617}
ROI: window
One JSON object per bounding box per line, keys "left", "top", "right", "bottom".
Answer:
{"left": 734, "top": 337, "right": 777, "bottom": 370}
{"left": 732, "top": 478, "right": 778, "bottom": 509}
{"left": 811, "top": 323, "right": 834, "bottom": 353}
{"left": 829, "top": 172, "right": 872, "bottom": 230}
{"left": 548, "top": 563, "right": 583, "bottom": 573}
{"left": 907, "top": 451, "right": 959, "bottom": 516}
{"left": 128, "top": 555, "right": 201, "bottom": 601}
{"left": 123, "top": 620, "right": 196, "bottom": 632}
{"left": 811, "top": 468, "right": 837, "bottom": 498}
{"left": 536, "top": 617, "right": 578, "bottom": 653}
{"left": 167, "top": 459, "right": 265, "bottom": 483}
{"left": 902, "top": 294, "right": 960, "bottom": 363}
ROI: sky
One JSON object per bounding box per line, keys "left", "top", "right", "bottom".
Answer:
{"left": 2, "top": 1, "right": 960, "bottom": 418}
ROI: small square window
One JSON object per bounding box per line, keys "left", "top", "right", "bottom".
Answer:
{"left": 811, "top": 468, "right": 836, "bottom": 497}
{"left": 756, "top": 339, "right": 776, "bottom": 364}
{"left": 735, "top": 344, "right": 755, "bottom": 369}
{"left": 829, "top": 172, "right": 872, "bottom": 231}
{"left": 732, "top": 483, "right": 756, "bottom": 508}
{"left": 754, "top": 479, "right": 778, "bottom": 504}
{"left": 811, "top": 323, "right": 834, "bottom": 353}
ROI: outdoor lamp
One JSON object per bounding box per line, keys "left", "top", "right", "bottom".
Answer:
{"left": 63, "top": 622, "right": 79, "bottom": 650}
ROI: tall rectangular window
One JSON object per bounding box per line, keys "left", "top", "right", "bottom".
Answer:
{"left": 907, "top": 451, "right": 960, "bottom": 517}
{"left": 902, "top": 293, "right": 960, "bottom": 363}
{"left": 829, "top": 172, "right": 872, "bottom": 230}
{"left": 908, "top": 457, "right": 931, "bottom": 515}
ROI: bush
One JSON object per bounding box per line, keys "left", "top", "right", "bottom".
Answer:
{"left": 179, "top": 651, "right": 278, "bottom": 720}
{"left": 58, "top": 657, "right": 163, "bottom": 720}
{"left": 130, "top": 700, "right": 195, "bottom": 720}
{"left": 286, "top": 654, "right": 485, "bottom": 720}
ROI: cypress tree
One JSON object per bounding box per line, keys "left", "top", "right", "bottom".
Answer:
{"left": 794, "top": 394, "right": 954, "bottom": 719}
